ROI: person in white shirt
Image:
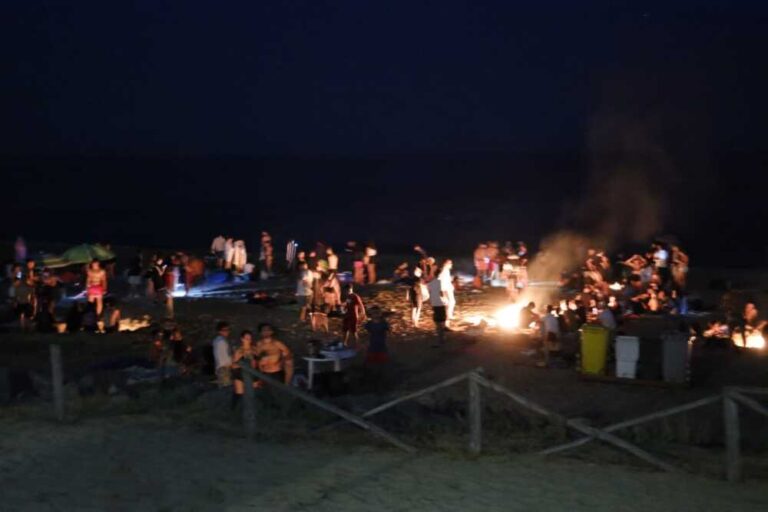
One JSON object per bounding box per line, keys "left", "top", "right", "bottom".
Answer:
{"left": 437, "top": 259, "right": 456, "bottom": 324}
{"left": 212, "top": 321, "right": 233, "bottom": 387}
{"left": 296, "top": 262, "right": 314, "bottom": 322}
{"left": 427, "top": 274, "right": 448, "bottom": 347}
{"left": 210, "top": 235, "right": 226, "bottom": 268}
{"left": 539, "top": 305, "right": 561, "bottom": 367}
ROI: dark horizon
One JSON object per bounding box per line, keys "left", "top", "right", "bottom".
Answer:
{"left": 2, "top": 149, "right": 766, "bottom": 267}
{"left": 3, "top": 1, "right": 767, "bottom": 266}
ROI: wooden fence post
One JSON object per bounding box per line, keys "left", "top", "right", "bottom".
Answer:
{"left": 468, "top": 373, "right": 482, "bottom": 455}
{"left": 49, "top": 344, "right": 64, "bottom": 422}
{"left": 723, "top": 392, "right": 742, "bottom": 482}
{"left": 241, "top": 360, "right": 256, "bottom": 439}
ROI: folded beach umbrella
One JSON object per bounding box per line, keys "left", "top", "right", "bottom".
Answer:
{"left": 60, "top": 244, "right": 116, "bottom": 265}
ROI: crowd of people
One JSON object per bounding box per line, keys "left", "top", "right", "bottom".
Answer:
{"left": 558, "top": 241, "right": 691, "bottom": 322}
{"left": 5, "top": 228, "right": 766, "bottom": 398}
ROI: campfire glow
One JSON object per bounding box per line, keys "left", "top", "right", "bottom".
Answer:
{"left": 732, "top": 330, "right": 766, "bottom": 350}
{"left": 118, "top": 316, "right": 152, "bottom": 332}
{"left": 464, "top": 303, "right": 524, "bottom": 331}
{"left": 494, "top": 304, "right": 522, "bottom": 330}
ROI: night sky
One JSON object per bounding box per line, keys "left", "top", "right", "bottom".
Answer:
{"left": 2, "top": 1, "right": 767, "bottom": 264}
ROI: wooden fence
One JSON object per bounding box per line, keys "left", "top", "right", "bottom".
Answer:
{"left": 46, "top": 346, "right": 766, "bottom": 482}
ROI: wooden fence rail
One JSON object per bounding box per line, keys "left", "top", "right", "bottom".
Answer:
{"left": 237, "top": 363, "right": 416, "bottom": 453}
{"left": 44, "top": 351, "right": 765, "bottom": 482}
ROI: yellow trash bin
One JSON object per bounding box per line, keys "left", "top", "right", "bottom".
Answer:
{"left": 580, "top": 325, "right": 609, "bottom": 375}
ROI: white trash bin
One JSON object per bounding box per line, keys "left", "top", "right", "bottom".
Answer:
{"left": 615, "top": 335, "right": 640, "bottom": 379}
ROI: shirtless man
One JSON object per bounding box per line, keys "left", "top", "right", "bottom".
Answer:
{"left": 86, "top": 259, "right": 108, "bottom": 316}
{"left": 253, "top": 323, "right": 293, "bottom": 385}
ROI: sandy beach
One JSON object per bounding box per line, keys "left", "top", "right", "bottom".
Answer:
{"left": 2, "top": 271, "right": 768, "bottom": 511}
{"left": 2, "top": 414, "right": 767, "bottom": 512}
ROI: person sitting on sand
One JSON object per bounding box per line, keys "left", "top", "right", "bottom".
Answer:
{"left": 519, "top": 302, "right": 539, "bottom": 330}
{"left": 86, "top": 259, "right": 107, "bottom": 317}
{"left": 212, "top": 321, "right": 233, "bottom": 387}
{"left": 149, "top": 329, "right": 169, "bottom": 368}
{"left": 103, "top": 297, "right": 122, "bottom": 333}
{"left": 342, "top": 284, "right": 366, "bottom": 345}
{"left": 169, "top": 326, "right": 193, "bottom": 371}
{"left": 253, "top": 323, "right": 293, "bottom": 385}
{"left": 149, "top": 329, "right": 180, "bottom": 378}
{"left": 231, "top": 330, "right": 258, "bottom": 409}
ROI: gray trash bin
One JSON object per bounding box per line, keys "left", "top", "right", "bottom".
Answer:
{"left": 661, "top": 333, "right": 690, "bottom": 383}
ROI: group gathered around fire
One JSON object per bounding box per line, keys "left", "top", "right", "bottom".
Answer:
{"left": 2, "top": 231, "right": 765, "bottom": 401}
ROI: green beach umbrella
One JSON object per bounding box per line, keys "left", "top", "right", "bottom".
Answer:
{"left": 38, "top": 253, "right": 71, "bottom": 269}
{"left": 59, "top": 244, "right": 116, "bottom": 265}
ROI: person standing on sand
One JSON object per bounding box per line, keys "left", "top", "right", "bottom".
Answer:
{"left": 286, "top": 239, "right": 298, "bottom": 271}
{"left": 260, "top": 231, "right": 274, "bottom": 276}
{"left": 212, "top": 322, "right": 233, "bottom": 387}
{"left": 231, "top": 330, "right": 258, "bottom": 409}
{"left": 127, "top": 250, "right": 144, "bottom": 298}
{"left": 473, "top": 243, "right": 488, "bottom": 288}
{"left": 364, "top": 307, "right": 391, "bottom": 391}
{"left": 342, "top": 284, "right": 366, "bottom": 345}
{"left": 14, "top": 236, "right": 27, "bottom": 263}
{"left": 364, "top": 307, "right": 390, "bottom": 363}
{"left": 539, "top": 305, "right": 561, "bottom": 367}
{"left": 349, "top": 242, "right": 365, "bottom": 285}
{"left": 13, "top": 277, "right": 35, "bottom": 332}
{"left": 296, "top": 262, "right": 314, "bottom": 322}
{"left": 427, "top": 274, "right": 448, "bottom": 347}
{"left": 408, "top": 268, "right": 424, "bottom": 327}
{"left": 323, "top": 270, "right": 342, "bottom": 313}
{"left": 150, "top": 256, "right": 166, "bottom": 301}
{"left": 86, "top": 259, "right": 107, "bottom": 317}
{"left": 438, "top": 259, "right": 456, "bottom": 324}
{"left": 364, "top": 242, "right": 377, "bottom": 284}
{"left": 224, "top": 237, "right": 234, "bottom": 270}
{"left": 253, "top": 323, "right": 294, "bottom": 385}
{"left": 232, "top": 240, "right": 247, "bottom": 273}
{"left": 210, "top": 234, "right": 226, "bottom": 268}
{"left": 670, "top": 245, "right": 689, "bottom": 290}
{"left": 327, "top": 247, "right": 339, "bottom": 272}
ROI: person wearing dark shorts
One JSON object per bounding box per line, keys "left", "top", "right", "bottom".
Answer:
{"left": 427, "top": 275, "right": 448, "bottom": 347}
